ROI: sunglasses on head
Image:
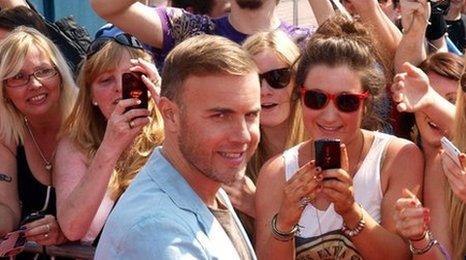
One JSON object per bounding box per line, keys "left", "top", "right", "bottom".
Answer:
{"left": 300, "top": 88, "right": 369, "bottom": 113}
{"left": 86, "top": 33, "right": 144, "bottom": 58}
{"left": 259, "top": 67, "right": 292, "bottom": 89}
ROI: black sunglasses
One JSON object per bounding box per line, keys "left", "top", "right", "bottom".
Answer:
{"left": 301, "top": 88, "right": 369, "bottom": 113}
{"left": 86, "top": 33, "right": 144, "bottom": 58}
{"left": 259, "top": 67, "right": 292, "bottom": 89}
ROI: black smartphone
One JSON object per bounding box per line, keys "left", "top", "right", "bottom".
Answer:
{"left": 122, "top": 71, "right": 148, "bottom": 112}
{"left": 315, "top": 139, "right": 341, "bottom": 180}
{"left": 20, "top": 211, "right": 45, "bottom": 226}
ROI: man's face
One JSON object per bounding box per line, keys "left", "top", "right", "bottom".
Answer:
{"left": 235, "top": 0, "right": 264, "bottom": 10}
{"left": 177, "top": 72, "right": 261, "bottom": 185}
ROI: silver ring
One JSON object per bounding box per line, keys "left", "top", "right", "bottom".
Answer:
{"left": 129, "top": 120, "right": 135, "bottom": 129}
{"left": 299, "top": 196, "right": 312, "bottom": 208}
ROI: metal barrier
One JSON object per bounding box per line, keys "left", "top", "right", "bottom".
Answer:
{"left": 22, "top": 241, "right": 95, "bottom": 259}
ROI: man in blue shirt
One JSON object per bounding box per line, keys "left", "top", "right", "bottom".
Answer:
{"left": 95, "top": 34, "right": 260, "bottom": 259}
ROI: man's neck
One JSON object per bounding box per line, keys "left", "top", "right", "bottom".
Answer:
{"left": 229, "top": 1, "right": 280, "bottom": 35}
{"left": 161, "top": 139, "right": 220, "bottom": 208}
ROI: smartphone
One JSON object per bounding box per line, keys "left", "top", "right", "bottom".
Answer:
{"left": 315, "top": 139, "right": 341, "bottom": 180}
{"left": 440, "top": 136, "right": 462, "bottom": 167}
{"left": 122, "top": 71, "right": 148, "bottom": 112}
{"left": 20, "top": 211, "right": 45, "bottom": 226}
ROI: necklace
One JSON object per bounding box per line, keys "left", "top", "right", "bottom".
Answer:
{"left": 24, "top": 117, "right": 53, "bottom": 172}
{"left": 350, "top": 131, "right": 366, "bottom": 177}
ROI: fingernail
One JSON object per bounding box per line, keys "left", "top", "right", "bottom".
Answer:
{"left": 409, "top": 201, "right": 416, "bottom": 206}
{"left": 316, "top": 167, "right": 322, "bottom": 172}
{"left": 309, "top": 161, "right": 315, "bottom": 166}
{"left": 460, "top": 154, "right": 466, "bottom": 160}
{"left": 316, "top": 174, "right": 323, "bottom": 181}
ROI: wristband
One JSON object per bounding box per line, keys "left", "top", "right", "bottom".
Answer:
{"left": 341, "top": 204, "right": 366, "bottom": 237}
{"left": 271, "top": 213, "right": 299, "bottom": 241}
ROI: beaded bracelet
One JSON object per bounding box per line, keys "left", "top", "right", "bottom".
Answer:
{"left": 270, "top": 213, "right": 299, "bottom": 241}
{"left": 341, "top": 204, "right": 366, "bottom": 237}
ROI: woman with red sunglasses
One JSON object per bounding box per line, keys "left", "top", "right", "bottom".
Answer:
{"left": 255, "top": 15, "right": 423, "bottom": 259}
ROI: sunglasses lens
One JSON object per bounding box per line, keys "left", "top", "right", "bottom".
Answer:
{"left": 304, "top": 90, "right": 328, "bottom": 109}
{"left": 262, "top": 68, "right": 291, "bottom": 89}
{"left": 86, "top": 38, "right": 110, "bottom": 57}
{"left": 336, "top": 94, "right": 362, "bottom": 112}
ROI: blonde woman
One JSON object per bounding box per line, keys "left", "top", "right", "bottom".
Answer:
{"left": 393, "top": 61, "right": 466, "bottom": 259}
{"left": 224, "top": 30, "right": 307, "bottom": 239}
{"left": 0, "top": 27, "right": 76, "bottom": 248}
{"left": 53, "top": 26, "right": 163, "bottom": 244}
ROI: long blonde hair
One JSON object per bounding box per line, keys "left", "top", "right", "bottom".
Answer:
{"left": 63, "top": 41, "right": 164, "bottom": 200}
{"left": 242, "top": 30, "right": 307, "bottom": 183}
{"left": 0, "top": 26, "right": 77, "bottom": 145}
{"left": 449, "top": 84, "right": 466, "bottom": 259}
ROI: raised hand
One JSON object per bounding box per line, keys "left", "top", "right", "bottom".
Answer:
{"left": 101, "top": 98, "right": 150, "bottom": 155}
{"left": 394, "top": 189, "right": 429, "bottom": 240}
{"left": 275, "top": 161, "right": 322, "bottom": 231}
{"left": 391, "top": 62, "right": 436, "bottom": 113}
{"left": 440, "top": 150, "right": 466, "bottom": 202}
{"left": 320, "top": 143, "right": 355, "bottom": 216}
{"left": 400, "top": 0, "right": 431, "bottom": 32}
{"left": 130, "top": 58, "right": 161, "bottom": 104}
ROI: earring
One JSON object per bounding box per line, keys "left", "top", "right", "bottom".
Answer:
{"left": 92, "top": 101, "right": 98, "bottom": 106}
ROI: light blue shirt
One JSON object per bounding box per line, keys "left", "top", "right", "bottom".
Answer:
{"left": 95, "top": 147, "right": 256, "bottom": 259}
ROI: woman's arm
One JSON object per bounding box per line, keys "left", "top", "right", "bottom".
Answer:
{"left": 0, "top": 141, "right": 21, "bottom": 235}
{"left": 307, "top": 0, "right": 335, "bottom": 25}
{"left": 55, "top": 99, "right": 150, "bottom": 241}
{"left": 255, "top": 154, "right": 321, "bottom": 260}
{"left": 349, "top": 0, "right": 403, "bottom": 76}
{"left": 394, "top": 0, "right": 429, "bottom": 73}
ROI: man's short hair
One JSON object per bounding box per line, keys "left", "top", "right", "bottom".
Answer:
{"left": 171, "top": 0, "right": 215, "bottom": 15}
{"left": 161, "top": 34, "right": 258, "bottom": 103}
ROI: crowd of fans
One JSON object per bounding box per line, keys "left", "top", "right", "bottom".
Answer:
{"left": 0, "top": 0, "right": 466, "bottom": 259}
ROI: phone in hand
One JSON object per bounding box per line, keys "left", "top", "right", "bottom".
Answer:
{"left": 440, "top": 136, "right": 462, "bottom": 168}
{"left": 122, "top": 71, "right": 148, "bottom": 112}
{"left": 0, "top": 230, "right": 26, "bottom": 257}
{"left": 315, "top": 139, "right": 341, "bottom": 181}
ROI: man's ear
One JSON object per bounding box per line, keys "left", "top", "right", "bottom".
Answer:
{"left": 158, "top": 97, "right": 180, "bottom": 132}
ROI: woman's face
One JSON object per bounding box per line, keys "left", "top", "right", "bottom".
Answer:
{"left": 91, "top": 50, "right": 132, "bottom": 119}
{"left": 253, "top": 48, "right": 294, "bottom": 129}
{"left": 3, "top": 46, "right": 61, "bottom": 118}
{"left": 302, "top": 64, "right": 365, "bottom": 144}
{"left": 416, "top": 71, "right": 458, "bottom": 147}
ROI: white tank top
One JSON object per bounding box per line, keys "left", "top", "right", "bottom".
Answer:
{"left": 283, "top": 131, "right": 392, "bottom": 259}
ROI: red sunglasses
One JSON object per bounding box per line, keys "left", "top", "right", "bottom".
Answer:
{"left": 300, "top": 88, "right": 369, "bottom": 113}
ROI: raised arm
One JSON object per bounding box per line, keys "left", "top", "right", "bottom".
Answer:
{"left": 0, "top": 141, "right": 21, "bottom": 236}
{"left": 391, "top": 62, "right": 456, "bottom": 137}
{"left": 350, "top": 139, "right": 423, "bottom": 259}
{"left": 90, "top": 0, "right": 163, "bottom": 48}
{"left": 55, "top": 99, "right": 149, "bottom": 241}
{"left": 0, "top": 0, "right": 27, "bottom": 9}
{"left": 394, "top": 0, "right": 429, "bottom": 73}
{"left": 307, "top": 0, "right": 335, "bottom": 25}
{"left": 349, "top": 0, "right": 403, "bottom": 76}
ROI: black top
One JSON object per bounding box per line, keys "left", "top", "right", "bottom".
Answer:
{"left": 16, "top": 145, "right": 56, "bottom": 221}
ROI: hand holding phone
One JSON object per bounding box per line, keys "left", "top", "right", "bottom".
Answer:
{"left": 122, "top": 71, "right": 148, "bottom": 112}
{"left": 440, "top": 136, "right": 462, "bottom": 168}
{"left": 315, "top": 139, "right": 341, "bottom": 181}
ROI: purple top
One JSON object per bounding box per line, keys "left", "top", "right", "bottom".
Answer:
{"left": 153, "top": 7, "right": 315, "bottom": 68}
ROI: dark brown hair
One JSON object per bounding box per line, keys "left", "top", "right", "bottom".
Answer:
{"left": 0, "top": 6, "right": 48, "bottom": 36}
{"left": 296, "top": 15, "right": 386, "bottom": 130}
